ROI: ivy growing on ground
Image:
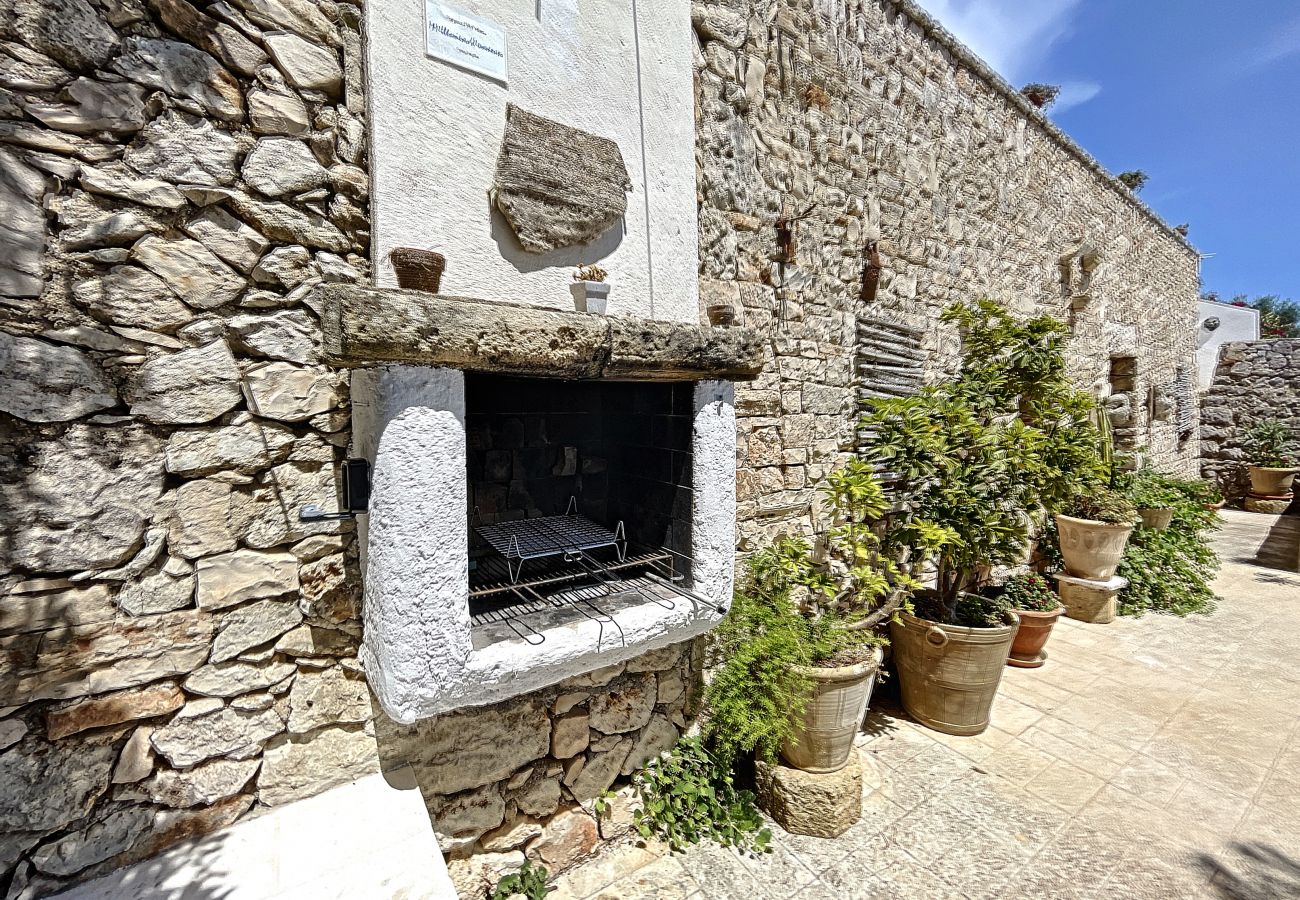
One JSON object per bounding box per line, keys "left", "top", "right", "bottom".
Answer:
{"left": 1117, "top": 477, "right": 1220, "bottom": 617}
{"left": 490, "top": 859, "right": 550, "bottom": 899}
{"left": 598, "top": 736, "right": 771, "bottom": 856}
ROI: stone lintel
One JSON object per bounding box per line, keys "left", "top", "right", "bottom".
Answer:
{"left": 314, "top": 284, "right": 764, "bottom": 381}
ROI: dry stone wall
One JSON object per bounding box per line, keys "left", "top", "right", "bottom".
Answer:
{"left": 694, "top": 0, "right": 1202, "bottom": 547}
{"left": 1200, "top": 339, "right": 1300, "bottom": 498}
{"left": 0, "top": 0, "right": 372, "bottom": 894}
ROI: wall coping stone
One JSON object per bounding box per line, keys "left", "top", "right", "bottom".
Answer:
{"left": 315, "top": 284, "right": 765, "bottom": 380}
{"left": 888, "top": 0, "right": 1199, "bottom": 256}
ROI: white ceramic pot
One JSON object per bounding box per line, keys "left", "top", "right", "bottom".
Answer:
{"left": 779, "top": 645, "right": 883, "bottom": 773}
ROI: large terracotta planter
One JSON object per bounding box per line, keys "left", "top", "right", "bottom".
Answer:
{"left": 1007, "top": 606, "right": 1064, "bottom": 668}
{"left": 780, "top": 646, "right": 883, "bottom": 773}
{"left": 1055, "top": 514, "right": 1134, "bottom": 580}
{"left": 1248, "top": 466, "right": 1297, "bottom": 497}
{"left": 890, "top": 610, "right": 1019, "bottom": 736}
{"left": 1138, "top": 507, "right": 1173, "bottom": 530}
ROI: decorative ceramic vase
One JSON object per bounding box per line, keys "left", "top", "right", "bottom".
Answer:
{"left": 780, "top": 646, "right": 883, "bottom": 773}
{"left": 1055, "top": 513, "right": 1134, "bottom": 580}
{"left": 1247, "top": 466, "right": 1297, "bottom": 498}
{"left": 1138, "top": 507, "right": 1174, "bottom": 530}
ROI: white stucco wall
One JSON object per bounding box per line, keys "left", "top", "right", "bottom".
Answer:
{"left": 1197, "top": 300, "right": 1260, "bottom": 388}
{"left": 354, "top": 367, "right": 733, "bottom": 722}
{"left": 365, "top": 0, "right": 699, "bottom": 324}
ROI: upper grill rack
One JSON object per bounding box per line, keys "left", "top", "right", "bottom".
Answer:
{"left": 473, "top": 497, "right": 627, "bottom": 582}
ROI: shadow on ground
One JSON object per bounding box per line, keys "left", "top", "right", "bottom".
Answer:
{"left": 1199, "top": 842, "right": 1300, "bottom": 900}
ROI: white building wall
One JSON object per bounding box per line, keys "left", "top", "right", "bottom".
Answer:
{"left": 1197, "top": 300, "right": 1260, "bottom": 388}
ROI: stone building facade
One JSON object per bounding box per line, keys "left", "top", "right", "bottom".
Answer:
{"left": 695, "top": 0, "right": 1202, "bottom": 549}
{"left": 0, "top": 0, "right": 1200, "bottom": 897}
{"left": 1201, "top": 339, "right": 1300, "bottom": 498}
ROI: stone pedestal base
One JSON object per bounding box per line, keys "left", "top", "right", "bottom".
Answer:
{"left": 1054, "top": 573, "right": 1128, "bottom": 624}
{"left": 755, "top": 753, "right": 862, "bottom": 838}
{"left": 1245, "top": 496, "right": 1293, "bottom": 515}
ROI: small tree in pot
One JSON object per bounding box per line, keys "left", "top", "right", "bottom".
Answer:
{"left": 1242, "top": 418, "right": 1299, "bottom": 498}
{"left": 705, "top": 462, "right": 910, "bottom": 773}
{"left": 1128, "top": 468, "right": 1184, "bottom": 530}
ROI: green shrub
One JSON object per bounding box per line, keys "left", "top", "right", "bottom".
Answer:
{"left": 1064, "top": 485, "right": 1138, "bottom": 524}
{"left": 1127, "top": 469, "right": 1184, "bottom": 509}
{"left": 599, "top": 736, "right": 771, "bottom": 856}
{"left": 1002, "top": 572, "right": 1059, "bottom": 612}
{"left": 1117, "top": 478, "right": 1220, "bottom": 617}
{"left": 1243, "top": 418, "right": 1299, "bottom": 468}
{"left": 491, "top": 860, "right": 549, "bottom": 900}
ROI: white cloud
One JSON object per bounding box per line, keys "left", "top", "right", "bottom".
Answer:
{"left": 1052, "top": 80, "right": 1102, "bottom": 114}
{"left": 912, "top": 0, "right": 1082, "bottom": 83}
{"left": 1242, "top": 14, "right": 1300, "bottom": 70}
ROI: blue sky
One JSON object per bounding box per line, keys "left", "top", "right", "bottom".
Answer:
{"left": 914, "top": 0, "right": 1299, "bottom": 301}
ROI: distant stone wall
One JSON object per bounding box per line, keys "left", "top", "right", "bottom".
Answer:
{"left": 0, "top": 0, "right": 371, "bottom": 894}
{"left": 1201, "top": 339, "right": 1300, "bottom": 498}
{"left": 694, "top": 0, "right": 1202, "bottom": 548}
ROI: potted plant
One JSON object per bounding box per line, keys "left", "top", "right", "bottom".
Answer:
{"left": 1055, "top": 486, "right": 1138, "bottom": 580}
{"left": 1128, "top": 469, "right": 1182, "bottom": 530}
{"left": 570, "top": 263, "right": 610, "bottom": 314}
{"left": 862, "top": 300, "right": 1107, "bottom": 735}
{"left": 1019, "top": 82, "right": 1060, "bottom": 110}
{"left": 1002, "top": 573, "right": 1064, "bottom": 668}
{"left": 1243, "top": 418, "right": 1299, "bottom": 497}
{"left": 705, "top": 462, "right": 906, "bottom": 773}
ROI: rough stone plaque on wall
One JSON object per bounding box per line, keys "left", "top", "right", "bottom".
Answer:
{"left": 492, "top": 104, "right": 631, "bottom": 253}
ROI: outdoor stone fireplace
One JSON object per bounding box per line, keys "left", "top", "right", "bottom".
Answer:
{"left": 325, "top": 286, "right": 762, "bottom": 722}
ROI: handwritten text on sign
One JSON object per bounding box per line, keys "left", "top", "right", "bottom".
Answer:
{"left": 424, "top": 3, "right": 507, "bottom": 84}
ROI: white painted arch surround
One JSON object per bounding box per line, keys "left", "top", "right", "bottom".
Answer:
{"left": 353, "top": 368, "right": 734, "bottom": 723}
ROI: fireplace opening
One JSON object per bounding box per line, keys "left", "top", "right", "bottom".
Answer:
{"left": 463, "top": 374, "right": 706, "bottom": 647}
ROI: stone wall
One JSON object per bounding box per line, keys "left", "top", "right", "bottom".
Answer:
{"left": 1201, "top": 339, "right": 1300, "bottom": 498}
{"left": 694, "top": 0, "right": 1203, "bottom": 547}
{"left": 0, "top": 0, "right": 372, "bottom": 895}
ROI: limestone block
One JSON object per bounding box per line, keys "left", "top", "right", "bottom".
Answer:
{"left": 1, "top": 426, "right": 164, "bottom": 573}
{"left": 112, "top": 726, "right": 155, "bottom": 784}
{"left": 1245, "top": 496, "right": 1292, "bottom": 515}
{"left": 113, "top": 40, "right": 243, "bottom": 121}
{"left": 229, "top": 309, "right": 320, "bottom": 364}
{"left": 10, "top": 0, "right": 119, "bottom": 71}
{"left": 242, "top": 137, "right": 329, "bottom": 197}
{"left": 1054, "top": 573, "right": 1126, "bottom": 625}
{"left": 396, "top": 696, "right": 551, "bottom": 796}
{"left": 26, "top": 77, "right": 148, "bottom": 134}
{"left": 249, "top": 84, "right": 311, "bottom": 135}
{"left": 45, "top": 682, "right": 185, "bottom": 740}
{"left": 263, "top": 31, "right": 341, "bottom": 94}
{"left": 79, "top": 163, "right": 188, "bottom": 209}
{"left": 210, "top": 598, "right": 304, "bottom": 662}
{"left": 286, "top": 665, "right": 371, "bottom": 734}
{"left": 182, "top": 207, "right": 270, "bottom": 274}
{"left": 241, "top": 361, "right": 344, "bottom": 421}
{"left": 168, "top": 479, "right": 240, "bottom": 560}
{"left": 165, "top": 420, "right": 296, "bottom": 476}
{"left": 274, "top": 624, "right": 356, "bottom": 658}
{"left": 131, "top": 756, "right": 260, "bottom": 808}
{"left": 132, "top": 234, "right": 246, "bottom": 309}
{"left": 620, "top": 714, "right": 679, "bottom": 775}
{"left": 0, "top": 333, "right": 116, "bottom": 423}
{"left": 151, "top": 706, "right": 283, "bottom": 767}
{"left": 146, "top": 0, "right": 269, "bottom": 76}
{"left": 563, "top": 738, "right": 631, "bottom": 801}
{"left": 480, "top": 817, "right": 544, "bottom": 853}
{"left": 0, "top": 719, "right": 28, "bottom": 751}
{"left": 755, "top": 753, "right": 862, "bottom": 839}
{"left": 196, "top": 549, "right": 300, "bottom": 610}
{"left": 128, "top": 341, "right": 243, "bottom": 425}
{"left": 251, "top": 245, "right": 314, "bottom": 288}
{"left": 0, "top": 731, "right": 117, "bottom": 833}
{"left": 184, "top": 659, "right": 296, "bottom": 698}
{"left": 526, "top": 807, "right": 598, "bottom": 871}
{"left": 588, "top": 674, "right": 656, "bottom": 734}
{"left": 115, "top": 563, "right": 195, "bottom": 616}
{"left": 492, "top": 104, "right": 630, "bottom": 253}
{"left": 551, "top": 710, "right": 590, "bottom": 759}
{"left": 257, "top": 723, "right": 380, "bottom": 807}
{"left": 73, "top": 266, "right": 194, "bottom": 331}
{"left": 30, "top": 804, "right": 153, "bottom": 877}
{"left": 428, "top": 783, "right": 506, "bottom": 839}
{"left": 514, "top": 776, "right": 561, "bottom": 818}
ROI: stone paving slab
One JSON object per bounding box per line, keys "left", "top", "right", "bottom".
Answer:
{"left": 553, "top": 510, "right": 1300, "bottom": 899}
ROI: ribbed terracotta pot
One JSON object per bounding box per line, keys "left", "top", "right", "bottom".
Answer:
{"left": 1138, "top": 507, "right": 1174, "bottom": 530}
{"left": 1007, "top": 606, "right": 1064, "bottom": 668}
{"left": 1055, "top": 513, "right": 1134, "bottom": 580}
{"left": 1248, "top": 466, "right": 1297, "bottom": 497}
{"left": 780, "top": 646, "right": 883, "bottom": 774}
{"left": 890, "top": 609, "right": 1019, "bottom": 736}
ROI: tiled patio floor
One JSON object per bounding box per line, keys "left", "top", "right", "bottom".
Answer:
{"left": 552, "top": 510, "right": 1300, "bottom": 899}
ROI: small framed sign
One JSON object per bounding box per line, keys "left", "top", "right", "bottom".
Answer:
{"left": 424, "top": 2, "right": 508, "bottom": 84}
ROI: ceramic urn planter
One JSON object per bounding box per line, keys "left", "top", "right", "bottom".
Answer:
{"left": 780, "top": 646, "right": 883, "bottom": 773}
{"left": 1247, "top": 466, "right": 1297, "bottom": 498}
{"left": 1007, "top": 606, "right": 1065, "bottom": 668}
{"left": 1138, "top": 507, "right": 1174, "bottom": 530}
{"left": 1055, "top": 513, "right": 1134, "bottom": 580}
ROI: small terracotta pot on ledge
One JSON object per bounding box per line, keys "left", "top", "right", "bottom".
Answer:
{"left": 390, "top": 248, "right": 445, "bottom": 293}
{"left": 1007, "top": 606, "right": 1065, "bottom": 668}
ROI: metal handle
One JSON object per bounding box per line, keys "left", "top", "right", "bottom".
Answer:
{"left": 925, "top": 625, "right": 949, "bottom": 648}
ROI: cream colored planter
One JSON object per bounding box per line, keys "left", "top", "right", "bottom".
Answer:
{"left": 1055, "top": 513, "right": 1134, "bottom": 580}
{"left": 1138, "top": 507, "right": 1173, "bottom": 530}
{"left": 780, "top": 646, "right": 883, "bottom": 773}
{"left": 889, "top": 610, "right": 1018, "bottom": 736}
{"left": 1248, "top": 466, "right": 1297, "bottom": 497}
